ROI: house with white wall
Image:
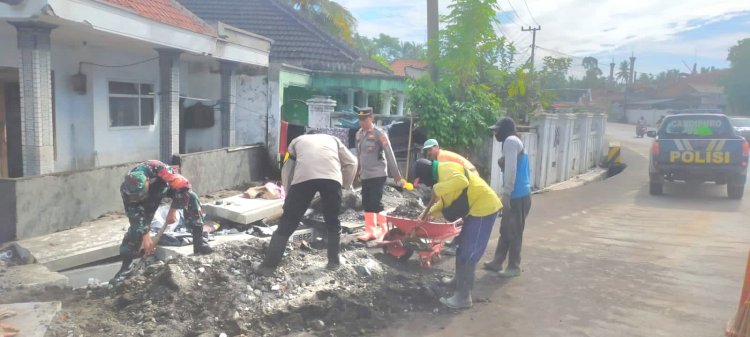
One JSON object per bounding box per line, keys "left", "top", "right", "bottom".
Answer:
{"left": 0, "top": 0, "right": 276, "bottom": 242}
{"left": 0, "top": 0, "right": 271, "bottom": 178}
{"left": 179, "top": 0, "right": 408, "bottom": 161}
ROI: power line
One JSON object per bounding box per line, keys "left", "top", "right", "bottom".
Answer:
{"left": 504, "top": 0, "right": 532, "bottom": 26}
{"left": 519, "top": 0, "right": 540, "bottom": 26}
{"left": 535, "top": 45, "right": 585, "bottom": 60}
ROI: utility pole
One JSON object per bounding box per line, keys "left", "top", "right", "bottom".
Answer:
{"left": 427, "top": 0, "right": 439, "bottom": 82}
{"left": 609, "top": 58, "right": 615, "bottom": 84}
{"left": 522, "top": 25, "right": 541, "bottom": 72}
{"left": 628, "top": 53, "right": 636, "bottom": 92}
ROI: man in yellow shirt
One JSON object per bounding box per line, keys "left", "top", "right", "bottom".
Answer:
{"left": 414, "top": 158, "right": 501, "bottom": 309}
{"left": 422, "top": 139, "right": 477, "bottom": 173}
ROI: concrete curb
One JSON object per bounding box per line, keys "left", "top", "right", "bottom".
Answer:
{"left": 533, "top": 167, "right": 609, "bottom": 194}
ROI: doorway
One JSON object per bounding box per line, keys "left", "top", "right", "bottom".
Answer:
{"left": 0, "top": 67, "right": 21, "bottom": 178}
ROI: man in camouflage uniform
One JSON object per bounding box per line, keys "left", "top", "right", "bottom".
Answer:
{"left": 110, "top": 160, "right": 212, "bottom": 284}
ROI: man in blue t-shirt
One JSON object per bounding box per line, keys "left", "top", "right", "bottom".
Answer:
{"left": 484, "top": 117, "right": 532, "bottom": 278}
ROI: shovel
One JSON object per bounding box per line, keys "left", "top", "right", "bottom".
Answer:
{"left": 130, "top": 219, "right": 171, "bottom": 272}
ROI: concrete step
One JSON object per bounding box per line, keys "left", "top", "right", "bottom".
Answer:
{"left": 0, "top": 263, "right": 68, "bottom": 290}
{"left": 203, "top": 194, "right": 284, "bottom": 225}
{"left": 15, "top": 218, "right": 129, "bottom": 272}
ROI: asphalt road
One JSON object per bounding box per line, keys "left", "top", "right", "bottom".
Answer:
{"left": 381, "top": 122, "right": 750, "bottom": 337}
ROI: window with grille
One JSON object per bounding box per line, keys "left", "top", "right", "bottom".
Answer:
{"left": 109, "top": 81, "right": 154, "bottom": 127}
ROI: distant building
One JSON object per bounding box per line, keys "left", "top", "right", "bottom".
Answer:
{"left": 653, "top": 70, "right": 729, "bottom": 112}
{"left": 390, "top": 59, "right": 428, "bottom": 79}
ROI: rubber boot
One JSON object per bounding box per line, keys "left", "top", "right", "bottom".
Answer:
{"left": 376, "top": 212, "right": 388, "bottom": 241}
{"left": 440, "top": 261, "right": 474, "bottom": 309}
{"left": 357, "top": 212, "right": 377, "bottom": 241}
{"left": 192, "top": 227, "right": 213, "bottom": 255}
{"left": 441, "top": 259, "right": 461, "bottom": 287}
{"left": 258, "top": 234, "right": 288, "bottom": 276}
{"left": 109, "top": 256, "right": 133, "bottom": 285}
{"left": 441, "top": 275, "right": 456, "bottom": 287}
{"left": 326, "top": 230, "right": 341, "bottom": 270}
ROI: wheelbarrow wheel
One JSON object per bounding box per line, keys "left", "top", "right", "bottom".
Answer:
{"left": 382, "top": 228, "right": 413, "bottom": 262}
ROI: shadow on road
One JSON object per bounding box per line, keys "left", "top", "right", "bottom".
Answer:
{"left": 631, "top": 182, "right": 743, "bottom": 213}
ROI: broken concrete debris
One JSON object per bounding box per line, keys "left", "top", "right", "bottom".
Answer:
{"left": 0, "top": 184, "right": 446, "bottom": 337}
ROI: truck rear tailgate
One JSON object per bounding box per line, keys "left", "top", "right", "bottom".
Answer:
{"left": 657, "top": 138, "right": 746, "bottom": 166}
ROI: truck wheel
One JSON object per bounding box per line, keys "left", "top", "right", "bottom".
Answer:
{"left": 728, "top": 183, "right": 744, "bottom": 200}
{"left": 649, "top": 182, "right": 663, "bottom": 196}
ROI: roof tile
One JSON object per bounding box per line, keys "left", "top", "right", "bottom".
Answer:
{"left": 104, "top": 0, "right": 212, "bottom": 35}
{"left": 178, "top": 0, "right": 391, "bottom": 74}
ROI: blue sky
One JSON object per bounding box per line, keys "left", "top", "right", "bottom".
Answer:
{"left": 337, "top": 0, "right": 750, "bottom": 76}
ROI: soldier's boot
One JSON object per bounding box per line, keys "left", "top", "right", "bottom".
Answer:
{"left": 258, "top": 234, "right": 288, "bottom": 276}
{"left": 326, "top": 231, "right": 342, "bottom": 271}
{"left": 109, "top": 256, "right": 134, "bottom": 285}
{"left": 192, "top": 227, "right": 213, "bottom": 255}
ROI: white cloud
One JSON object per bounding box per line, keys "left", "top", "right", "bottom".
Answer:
{"left": 337, "top": 0, "right": 749, "bottom": 71}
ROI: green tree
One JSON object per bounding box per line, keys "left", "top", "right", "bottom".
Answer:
{"left": 722, "top": 38, "right": 750, "bottom": 115}
{"left": 284, "top": 0, "right": 357, "bottom": 42}
{"left": 353, "top": 34, "right": 426, "bottom": 61}
{"left": 408, "top": 0, "right": 530, "bottom": 152}
{"left": 700, "top": 66, "right": 718, "bottom": 74}
{"left": 399, "top": 41, "right": 427, "bottom": 60}
{"left": 581, "top": 56, "right": 603, "bottom": 88}
{"left": 615, "top": 60, "right": 630, "bottom": 84}
{"left": 539, "top": 56, "right": 572, "bottom": 89}
{"left": 638, "top": 72, "right": 654, "bottom": 84}
{"left": 438, "top": 0, "right": 505, "bottom": 94}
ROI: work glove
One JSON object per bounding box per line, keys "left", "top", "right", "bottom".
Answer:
{"left": 394, "top": 177, "right": 405, "bottom": 188}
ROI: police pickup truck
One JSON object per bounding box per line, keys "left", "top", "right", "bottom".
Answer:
{"left": 649, "top": 114, "right": 749, "bottom": 199}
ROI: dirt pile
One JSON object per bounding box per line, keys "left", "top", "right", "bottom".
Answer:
{"left": 389, "top": 199, "right": 426, "bottom": 219}
{"left": 0, "top": 185, "right": 449, "bottom": 337}
{"left": 3, "top": 237, "right": 450, "bottom": 337}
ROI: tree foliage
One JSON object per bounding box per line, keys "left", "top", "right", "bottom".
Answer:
{"left": 407, "top": 78, "right": 501, "bottom": 151}
{"left": 616, "top": 60, "right": 630, "bottom": 84}
{"left": 538, "top": 56, "right": 573, "bottom": 89}
{"left": 438, "top": 0, "right": 504, "bottom": 94}
{"left": 581, "top": 56, "right": 603, "bottom": 88}
{"left": 406, "top": 0, "right": 528, "bottom": 152}
{"left": 354, "top": 33, "right": 426, "bottom": 61}
{"left": 284, "top": 0, "right": 357, "bottom": 42}
{"left": 721, "top": 38, "right": 750, "bottom": 115}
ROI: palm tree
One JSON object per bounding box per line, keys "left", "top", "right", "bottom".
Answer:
{"left": 283, "top": 0, "right": 357, "bottom": 42}
{"left": 615, "top": 60, "right": 630, "bottom": 84}
{"left": 400, "top": 41, "right": 427, "bottom": 60}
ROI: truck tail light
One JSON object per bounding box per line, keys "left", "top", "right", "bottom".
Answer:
{"left": 743, "top": 140, "right": 749, "bottom": 157}
{"left": 651, "top": 142, "right": 660, "bottom": 156}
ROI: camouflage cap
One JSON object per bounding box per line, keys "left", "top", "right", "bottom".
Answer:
{"left": 122, "top": 171, "right": 148, "bottom": 202}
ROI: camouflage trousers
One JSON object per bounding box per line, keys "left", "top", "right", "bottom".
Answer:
{"left": 119, "top": 189, "right": 204, "bottom": 257}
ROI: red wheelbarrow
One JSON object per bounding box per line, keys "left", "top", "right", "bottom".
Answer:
{"left": 377, "top": 215, "right": 462, "bottom": 269}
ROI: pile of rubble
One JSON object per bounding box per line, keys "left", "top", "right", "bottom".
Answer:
{"left": 1, "top": 186, "right": 450, "bottom": 337}
{"left": 2, "top": 238, "right": 449, "bottom": 337}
